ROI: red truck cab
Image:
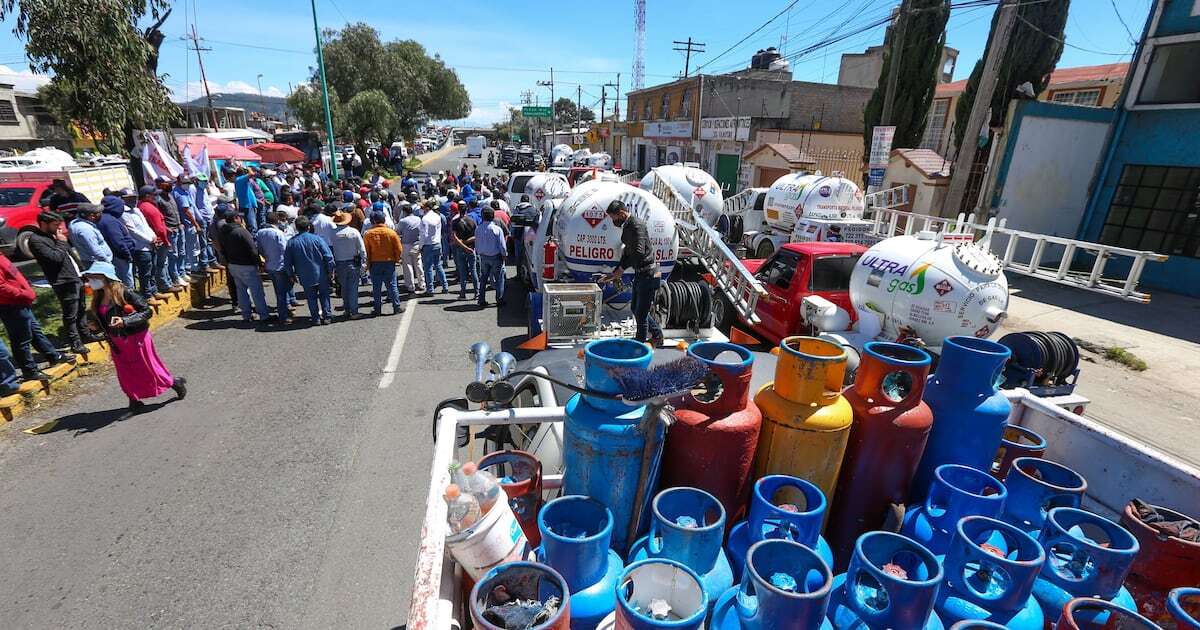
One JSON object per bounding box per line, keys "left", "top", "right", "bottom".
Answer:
{"left": 733, "top": 241, "right": 866, "bottom": 345}
{"left": 0, "top": 181, "right": 52, "bottom": 254}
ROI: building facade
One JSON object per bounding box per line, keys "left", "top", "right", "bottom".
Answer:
{"left": 0, "top": 83, "right": 73, "bottom": 153}
{"left": 838, "top": 44, "right": 958, "bottom": 89}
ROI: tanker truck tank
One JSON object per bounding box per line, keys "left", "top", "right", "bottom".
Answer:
{"left": 571, "top": 148, "right": 593, "bottom": 166}
{"left": 550, "top": 144, "right": 573, "bottom": 167}
{"left": 523, "top": 172, "right": 571, "bottom": 210}
{"left": 639, "top": 163, "right": 724, "bottom": 226}
{"left": 586, "top": 152, "right": 613, "bottom": 169}
{"left": 848, "top": 232, "right": 1009, "bottom": 352}
{"left": 763, "top": 172, "right": 865, "bottom": 231}
{"left": 552, "top": 180, "right": 679, "bottom": 283}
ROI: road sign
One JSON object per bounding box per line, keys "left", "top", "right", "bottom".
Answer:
{"left": 522, "top": 106, "right": 551, "bottom": 119}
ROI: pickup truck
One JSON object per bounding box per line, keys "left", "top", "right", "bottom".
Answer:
{"left": 710, "top": 241, "right": 865, "bottom": 345}
{"left": 0, "top": 164, "right": 133, "bottom": 256}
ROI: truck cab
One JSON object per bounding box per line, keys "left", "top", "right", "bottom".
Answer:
{"left": 725, "top": 241, "right": 865, "bottom": 345}
{"left": 0, "top": 181, "right": 51, "bottom": 254}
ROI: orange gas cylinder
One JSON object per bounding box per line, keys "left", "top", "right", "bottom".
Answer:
{"left": 661, "top": 342, "right": 762, "bottom": 522}
{"left": 752, "top": 337, "right": 852, "bottom": 502}
{"left": 826, "top": 342, "right": 934, "bottom": 570}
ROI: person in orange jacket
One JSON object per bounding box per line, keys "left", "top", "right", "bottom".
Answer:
{"left": 0, "top": 253, "right": 76, "bottom": 381}
{"left": 362, "top": 210, "right": 405, "bottom": 316}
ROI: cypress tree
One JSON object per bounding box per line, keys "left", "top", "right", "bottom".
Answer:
{"left": 952, "top": 0, "right": 1069, "bottom": 149}
{"left": 862, "top": 0, "right": 952, "bottom": 154}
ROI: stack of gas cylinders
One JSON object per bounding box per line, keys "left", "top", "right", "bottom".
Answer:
{"left": 457, "top": 337, "right": 1200, "bottom": 630}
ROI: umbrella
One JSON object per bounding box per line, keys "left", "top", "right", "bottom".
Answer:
{"left": 177, "top": 135, "right": 261, "bottom": 161}
{"left": 249, "top": 142, "right": 306, "bottom": 164}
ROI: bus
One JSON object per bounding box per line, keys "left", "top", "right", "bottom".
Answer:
{"left": 273, "top": 131, "right": 325, "bottom": 170}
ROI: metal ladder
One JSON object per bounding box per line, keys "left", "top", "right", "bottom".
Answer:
{"left": 618, "top": 171, "right": 641, "bottom": 185}
{"left": 721, "top": 187, "right": 760, "bottom": 217}
{"left": 647, "top": 172, "right": 767, "bottom": 324}
{"left": 862, "top": 186, "right": 1168, "bottom": 303}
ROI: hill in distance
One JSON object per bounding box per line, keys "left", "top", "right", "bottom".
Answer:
{"left": 179, "top": 92, "right": 290, "bottom": 121}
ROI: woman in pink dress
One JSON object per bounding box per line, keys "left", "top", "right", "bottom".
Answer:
{"left": 83, "top": 262, "right": 186, "bottom": 411}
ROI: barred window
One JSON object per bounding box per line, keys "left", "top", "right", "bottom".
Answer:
{"left": 1100, "top": 165, "right": 1200, "bottom": 257}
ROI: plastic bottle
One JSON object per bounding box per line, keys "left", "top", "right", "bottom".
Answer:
{"left": 445, "top": 484, "right": 481, "bottom": 533}
{"left": 461, "top": 461, "right": 502, "bottom": 514}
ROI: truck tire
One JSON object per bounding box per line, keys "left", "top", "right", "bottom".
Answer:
{"left": 754, "top": 240, "right": 775, "bottom": 260}
{"left": 710, "top": 292, "right": 734, "bottom": 335}
{"left": 15, "top": 228, "right": 36, "bottom": 260}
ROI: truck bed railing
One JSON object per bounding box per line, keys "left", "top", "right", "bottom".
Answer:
{"left": 863, "top": 187, "right": 1167, "bottom": 304}
{"left": 645, "top": 171, "right": 766, "bottom": 324}
{"left": 721, "top": 187, "right": 760, "bottom": 217}
{"left": 618, "top": 171, "right": 641, "bottom": 185}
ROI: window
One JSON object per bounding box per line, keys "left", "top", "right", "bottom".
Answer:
{"left": 0, "top": 100, "right": 17, "bottom": 125}
{"left": 810, "top": 255, "right": 861, "bottom": 291}
{"left": 1100, "top": 165, "right": 1200, "bottom": 257}
{"left": 1051, "top": 89, "right": 1101, "bottom": 106}
{"left": 920, "top": 98, "right": 950, "bottom": 150}
{"left": 755, "top": 250, "right": 800, "bottom": 290}
{"left": 643, "top": 99, "right": 652, "bottom": 120}
{"left": 660, "top": 93, "right": 670, "bottom": 119}
{"left": 681, "top": 90, "right": 692, "bottom": 117}
{"left": 0, "top": 187, "right": 35, "bottom": 207}
{"left": 1138, "top": 40, "right": 1200, "bottom": 105}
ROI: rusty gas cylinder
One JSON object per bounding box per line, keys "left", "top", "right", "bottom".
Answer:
{"left": 662, "top": 342, "right": 762, "bottom": 522}
{"left": 827, "top": 341, "right": 934, "bottom": 570}
{"left": 1121, "top": 500, "right": 1200, "bottom": 626}
{"left": 752, "top": 336, "right": 852, "bottom": 502}
{"left": 479, "top": 450, "right": 544, "bottom": 547}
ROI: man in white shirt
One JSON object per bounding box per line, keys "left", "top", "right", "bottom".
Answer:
{"left": 330, "top": 209, "right": 367, "bottom": 319}
{"left": 312, "top": 203, "right": 338, "bottom": 247}
{"left": 418, "top": 201, "right": 448, "bottom": 295}
{"left": 120, "top": 190, "right": 159, "bottom": 298}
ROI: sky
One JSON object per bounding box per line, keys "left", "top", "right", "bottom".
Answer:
{"left": 0, "top": 0, "right": 1154, "bottom": 127}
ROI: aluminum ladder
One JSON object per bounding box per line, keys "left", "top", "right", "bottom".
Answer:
{"left": 862, "top": 186, "right": 1168, "bottom": 304}
{"left": 721, "top": 187, "right": 762, "bottom": 217}
{"left": 645, "top": 172, "right": 767, "bottom": 324}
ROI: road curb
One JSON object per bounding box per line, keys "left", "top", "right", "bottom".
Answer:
{"left": 0, "top": 266, "right": 228, "bottom": 423}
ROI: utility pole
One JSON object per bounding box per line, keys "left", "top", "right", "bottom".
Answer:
{"left": 673, "top": 37, "right": 706, "bottom": 78}
{"left": 576, "top": 84, "right": 582, "bottom": 143}
{"left": 256, "top": 73, "right": 268, "bottom": 123}
{"left": 602, "top": 79, "right": 619, "bottom": 155}
{"left": 185, "top": 25, "right": 219, "bottom": 129}
{"left": 880, "top": 0, "right": 909, "bottom": 125}
{"left": 538, "top": 67, "right": 555, "bottom": 146}
{"left": 310, "top": 0, "right": 339, "bottom": 180}
{"left": 942, "top": 0, "right": 1018, "bottom": 216}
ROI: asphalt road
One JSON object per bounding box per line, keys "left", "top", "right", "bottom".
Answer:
{"left": 0, "top": 143, "right": 533, "bottom": 628}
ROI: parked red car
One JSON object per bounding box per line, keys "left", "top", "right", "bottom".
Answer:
{"left": 0, "top": 181, "right": 52, "bottom": 255}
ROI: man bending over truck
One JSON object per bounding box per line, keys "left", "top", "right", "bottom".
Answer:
{"left": 603, "top": 200, "right": 664, "bottom": 347}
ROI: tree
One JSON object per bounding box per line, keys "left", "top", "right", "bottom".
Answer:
{"left": 317, "top": 23, "right": 470, "bottom": 140}
{"left": 862, "top": 0, "right": 951, "bottom": 153}
{"left": 287, "top": 84, "right": 342, "bottom": 132}
{"left": 1, "top": 0, "right": 178, "bottom": 168}
{"left": 553, "top": 97, "right": 595, "bottom": 125}
{"left": 343, "top": 89, "right": 395, "bottom": 156}
{"left": 953, "top": 0, "right": 1069, "bottom": 148}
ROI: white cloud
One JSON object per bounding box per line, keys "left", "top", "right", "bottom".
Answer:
{"left": 175, "top": 79, "right": 286, "bottom": 101}
{"left": 0, "top": 65, "right": 51, "bottom": 92}
{"left": 456, "top": 100, "right": 513, "bottom": 127}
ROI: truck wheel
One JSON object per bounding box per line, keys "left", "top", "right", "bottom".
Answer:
{"left": 711, "top": 293, "right": 734, "bottom": 335}
{"left": 15, "top": 228, "right": 36, "bottom": 260}
{"left": 754, "top": 240, "right": 775, "bottom": 260}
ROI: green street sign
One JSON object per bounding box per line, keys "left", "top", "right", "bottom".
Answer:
{"left": 522, "top": 106, "right": 552, "bottom": 119}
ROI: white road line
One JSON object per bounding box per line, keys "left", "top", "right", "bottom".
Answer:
{"left": 377, "top": 300, "right": 417, "bottom": 389}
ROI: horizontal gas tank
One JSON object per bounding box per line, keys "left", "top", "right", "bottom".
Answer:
{"left": 849, "top": 233, "right": 1009, "bottom": 348}
{"left": 586, "top": 153, "right": 613, "bottom": 169}
{"left": 571, "top": 148, "right": 593, "bottom": 165}
{"left": 763, "top": 173, "right": 865, "bottom": 230}
{"left": 640, "top": 163, "right": 724, "bottom": 226}
{"left": 523, "top": 172, "right": 571, "bottom": 209}
{"left": 553, "top": 180, "right": 679, "bottom": 281}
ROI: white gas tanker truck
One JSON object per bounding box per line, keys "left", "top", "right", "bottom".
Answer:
{"left": 731, "top": 172, "right": 873, "bottom": 259}
{"left": 549, "top": 144, "right": 572, "bottom": 167}
{"left": 639, "top": 163, "right": 723, "bottom": 226}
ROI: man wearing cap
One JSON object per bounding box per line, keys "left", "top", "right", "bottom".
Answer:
{"left": 126, "top": 187, "right": 162, "bottom": 297}
{"left": 170, "top": 175, "right": 200, "bottom": 281}
{"left": 27, "top": 210, "right": 88, "bottom": 353}
{"left": 47, "top": 178, "right": 90, "bottom": 215}
{"left": 188, "top": 174, "right": 216, "bottom": 270}
{"left": 255, "top": 211, "right": 292, "bottom": 323}
{"left": 330, "top": 208, "right": 366, "bottom": 319}
{"left": 284, "top": 216, "right": 335, "bottom": 325}
{"left": 396, "top": 202, "right": 425, "bottom": 294}
{"left": 0, "top": 252, "right": 74, "bottom": 381}
{"left": 68, "top": 203, "right": 113, "bottom": 269}
{"left": 218, "top": 212, "right": 271, "bottom": 324}
{"left": 363, "top": 210, "right": 405, "bottom": 316}
{"left": 234, "top": 168, "right": 259, "bottom": 231}
{"left": 419, "top": 200, "right": 449, "bottom": 296}
{"left": 155, "top": 178, "right": 185, "bottom": 289}
{"left": 449, "top": 201, "right": 477, "bottom": 300}
{"left": 474, "top": 207, "right": 507, "bottom": 308}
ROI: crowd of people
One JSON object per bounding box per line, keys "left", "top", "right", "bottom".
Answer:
{"left": 0, "top": 161, "right": 521, "bottom": 409}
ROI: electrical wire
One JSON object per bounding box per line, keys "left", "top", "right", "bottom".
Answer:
{"left": 1108, "top": 0, "right": 1137, "bottom": 44}
{"left": 693, "top": 0, "right": 808, "bottom": 73}
{"left": 1014, "top": 13, "right": 1135, "bottom": 56}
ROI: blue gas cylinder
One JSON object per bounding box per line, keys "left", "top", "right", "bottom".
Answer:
{"left": 828, "top": 532, "right": 945, "bottom": 629}
{"left": 935, "top": 516, "right": 1045, "bottom": 629}
{"left": 1169, "top": 587, "right": 1200, "bottom": 629}
{"left": 711, "top": 540, "right": 835, "bottom": 630}
{"left": 1032, "top": 508, "right": 1140, "bottom": 625}
{"left": 727, "top": 475, "right": 834, "bottom": 583}
{"left": 535, "top": 495, "right": 624, "bottom": 630}
{"left": 613, "top": 559, "right": 709, "bottom": 630}
{"left": 902, "top": 464, "right": 1008, "bottom": 556}
{"left": 947, "top": 622, "right": 1009, "bottom": 629}
{"left": 1057, "top": 597, "right": 1163, "bottom": 629}
{"left": 564, "top": 338, "right": 663, "bottom": 553}
{"left": 630, "top": 486, "right": 734, "bottom": 615}
{"left": 1001, "top": 457, "right": 1087, "bottom": 535}
{"left": 912, "top": 337, "right": 1012, "bottom": 502}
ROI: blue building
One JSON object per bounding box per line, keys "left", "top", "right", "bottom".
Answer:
{"left": 1079, "top": 0, "right": 1200, "bottom": 295}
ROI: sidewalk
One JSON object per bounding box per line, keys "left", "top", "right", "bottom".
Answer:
{"left": 1000, "top": 276, "right": 1200, "bottom": 465}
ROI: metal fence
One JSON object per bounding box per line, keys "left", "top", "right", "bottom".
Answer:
{"left": 807, "top": 146, "right": 864, "bottom": 178}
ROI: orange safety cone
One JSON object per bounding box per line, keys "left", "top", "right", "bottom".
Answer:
{"left": 518, "top": 331, "right": 548, "bottom": 351}
{"left": 729, "top": 326, "right": 758, "bottom": 346}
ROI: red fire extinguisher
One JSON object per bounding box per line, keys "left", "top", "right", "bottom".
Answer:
{"left": 543, "top": 240, "right": 557, "bottom": 280}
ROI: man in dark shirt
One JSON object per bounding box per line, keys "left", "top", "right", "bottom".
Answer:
{"left": 27, "top": 211, "right": 87, "bottom": 353}
{"left": 217, "top": 213, "right": 270, "bottom": 323}
{"left": 449, "top": 203, "right": 478, "bottom": 299}
{"left": 603, "top": 200, "right": 663, "bottom": 345}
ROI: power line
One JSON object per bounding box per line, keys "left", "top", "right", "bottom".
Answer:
{"left": 1108, "top": 0, "right": 1137, "bottom": 45}
{"left": 1014, "top": 13, "right": 1134, "bottom": 56}
{"left": 672, "top": 37, "right": 706, "bottom": 77}
{"left": 325, "top": 0, "right": 351, "bottom": 25}
{"left": 693, "top": 0, "right": 806, "bottom": 73}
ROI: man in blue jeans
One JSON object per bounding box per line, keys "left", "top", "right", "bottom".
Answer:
{"left": 0, "top": 338, "right": 22, "bottom": 396}
{"left": 216, "top": 213, "right": 271, "bottom": 323}
{"left": 284, "top": 216, "right": 335, "bottom": 325}
{"left": 419, "top": 201, "right": 449, "bottom": 295}
{"left": 602, "top": 200, "right": 663, "bottom": 345}
{"left": 330, "top": 209, "right": 366, "bottom": 319}
{"left": 474, "top": 207, "right": 507, "bottom": 307}
{"left": 449, "top": 203, "right": 477, "bottom": 299}
{"left": 0, "top": 253, "right": 75, "bottom": 381}
{"left": 255, "top": 211, "right": 292, "bottom": 323}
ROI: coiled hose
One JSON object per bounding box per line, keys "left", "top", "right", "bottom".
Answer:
{"left": 654, "top": 281, "right": 714, "bottom": 332}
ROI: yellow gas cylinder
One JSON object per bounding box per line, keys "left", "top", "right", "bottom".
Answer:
{"left": 752, "top": 336, "right": 853, "bottom": 501}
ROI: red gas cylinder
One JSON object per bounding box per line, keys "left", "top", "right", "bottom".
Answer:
{"left": 826, "top": 341, "right": 935, "bottom": 570}
{"left": 661, "top": 342, "right": 761, "bottom": 522}
{"left": 1120, "top": 500, "right": 1200, "bottom": 626}
{"left": 478, "top": 450, "right": 544, "bottom": 547}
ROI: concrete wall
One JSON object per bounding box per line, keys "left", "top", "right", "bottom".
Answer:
{"left": 991, "top": 101, "right": 1116, "bottom": 240}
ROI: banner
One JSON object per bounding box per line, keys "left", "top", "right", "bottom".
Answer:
{"left": 643, "top": 121, "right": 692, "bottom": 138}
{"left": 140, "top": 132, "right": 184, "bottom": 181}
{"left": 699, "top": 116, "right": 750, "bottom": 141}
{"left": 867, "top": 126, "right": 896, "bottom": 188}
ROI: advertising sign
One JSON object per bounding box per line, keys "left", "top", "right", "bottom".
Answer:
{"left": 699, "top": 116, "right": 751, "bottom": 141}
{"left": 643, "top": 121, "right": 693, "bottom": 138}
{"left": 868, "top": 125, "right": 895, "bottom": 168}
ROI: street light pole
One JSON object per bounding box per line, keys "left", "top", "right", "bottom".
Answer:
{"left": 310, "top": 0, "right": 339, "bottom": 180}
{"left": 256, "top": 73, "right": 269, "bottom": 124}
